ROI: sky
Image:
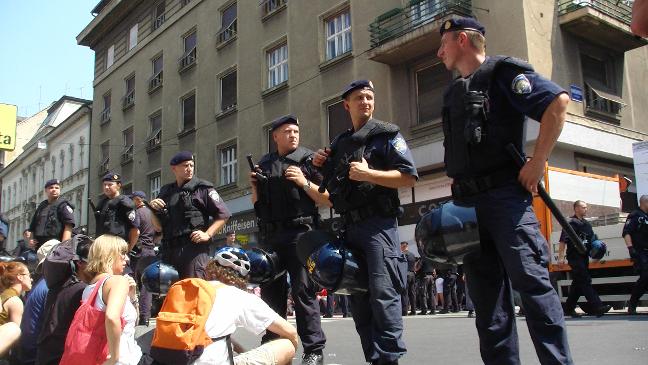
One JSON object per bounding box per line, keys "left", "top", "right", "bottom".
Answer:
{"left": 0, "top": 0, "right": 98, "bottom": 118}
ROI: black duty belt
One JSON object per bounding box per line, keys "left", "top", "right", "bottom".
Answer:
{"left": 451, "top": 168, "right": 519, "bottom": 199}
{"left": 342, "top": 201, "right": 399, "bottom": 225}
{"left": 261, "top": 215, "right": 318, "bottom": 233}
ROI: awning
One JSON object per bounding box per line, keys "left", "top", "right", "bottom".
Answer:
{"left": 586, "top": 83, "right": 627, "bottom": 107}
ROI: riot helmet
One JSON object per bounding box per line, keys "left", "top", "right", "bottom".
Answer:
{"left": 588, "top": 239, "right": 607, "bottom": 260}
{"left": 142, "top": 260, "right": 180, "bottom": 295}
{"left": 246, "top": 247, "right": 285, "bottom": 284}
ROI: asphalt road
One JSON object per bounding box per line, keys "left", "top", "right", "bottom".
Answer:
{"left": 136, "top": 310, "right": 648, "bottom": 364}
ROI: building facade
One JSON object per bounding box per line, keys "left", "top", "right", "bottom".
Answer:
{"left": 0, "top": 96, "right": 91, "bottom": 250}
{"left": 78, "top": 0, "right": 647, "bottom": 247}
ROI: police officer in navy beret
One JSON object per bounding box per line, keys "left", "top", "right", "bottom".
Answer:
{"left": 623, "top": 194, "right": 648, "bottom": 314}
{"left": 437, "top": 17, "right": 573, "bottom": 364}
{"left": 94, "top": 173, "right": 139, "bottom": 251}
{"left": 249, "top": 115, "right": 329, "bottom": 365}
{"left": 149, "top": 151, "right": 232, "bottom": 279}
{"left": 313, "top": 81, "right": 418, "bottom": 365}
{"left": 28, "top": 179, "right": 75, "bottom": 250}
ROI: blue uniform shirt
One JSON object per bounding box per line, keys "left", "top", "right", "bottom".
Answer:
{"left": 365, "top": 132, "right": 419, "bottom": 180}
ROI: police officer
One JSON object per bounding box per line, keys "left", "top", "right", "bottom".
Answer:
{"left": 28, "top": 179, "right": 75, "bottom": 250}
{"left": 417, "top": 262, "right": 436, "bottom": 315}
{"left": 94, "top": 173, "right": 139, "bottom": 249}
{"left": 558, "top": 200, "right": 611, "bottom": 317}
{"left": 130, "top": 191, "right": 160, "bottom": 325}
{"left": 622, "top": 194, "right": 648, "bottom": 314}
{"left": 249, "top": 115, "right": 328, "bottom": 365}
{"left": 400, "top": 242, "right": 418, "bottom": 316}
{"left": 313, "top": 80, "right": 418, "bottom": 365}
{"left": 437, "top": 17, "right": 573, "bottom": 364}
{"left": 149, "top": 151, "right": 231, "bottom": 279}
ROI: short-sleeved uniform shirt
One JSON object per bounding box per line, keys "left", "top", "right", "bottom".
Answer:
{"left": 135, "top": 205, "right": 157, "bottom": 249}
{"left": 559, "top": 216, "right": 594, "bottom": 257}
{"left": 404, "top": 250, "right": 417, "bottom": 272}
{"left": 623, "top": 208, "right": 648, "bottom": 249}
{"left": 363, "top": 131, "right": 418, "bottom": 180}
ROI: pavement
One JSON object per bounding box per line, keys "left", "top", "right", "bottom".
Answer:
{"left": 135, "top": 308, "right": 648, "bottom": 364}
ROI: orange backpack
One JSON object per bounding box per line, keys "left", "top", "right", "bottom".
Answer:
{"left": 150, "top": 278, "right": 225, "bottom": 365}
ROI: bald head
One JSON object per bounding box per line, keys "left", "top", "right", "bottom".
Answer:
{"left": 640, "top": 195, "right": 648, "bottom": 212}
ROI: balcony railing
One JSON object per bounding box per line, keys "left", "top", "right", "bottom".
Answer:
{"left": 120, "top": 145, "right": 134, "bottom": 164}
{"left": 557, "top": 0, "right": 633, "bottom": 25}
{"left": 584, "top": 83, "right": 625, "bottom": 120}
{"left": 149, "top": 71, "right": 163, "bottom": 92}
{"left": 369, "top": 0, "right": 472, "bottom": 48}
{"left": 178, "top": 47, "right": 197, "bottom": 72}
{"left": 100, "top": 107, "right": 111, "bottom": 124}
{"left": 261, "top": 0, "right": 287, "bottom": 17}
{"left": 146, "top": 130, "right": 162, "bottom": 152}
{"left": 152, "top": 14, "right": 166, "bottom": 30}
{"left": 217, "top": 19, "right": 237, "bottom": 45}
{"left": 122, "top": 90, "right": 135, "bottom": 109}
{"left": 98, "top": 158, "right": 110, "bottom": 176}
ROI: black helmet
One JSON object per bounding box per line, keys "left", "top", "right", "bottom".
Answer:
{"left": 415, "top": 200, "right": 480, "bottom": 265}
{"left": 141, "top": 260, "right": 179, "bottom": 295}
{"left": 588, "top": 239, "right": 607, "bottom": 260}
{"left": 297, "top": 230, "right": 368, "bottom": 295}
{"left": 246, "top": 247, "right": 285, "bottom": 284}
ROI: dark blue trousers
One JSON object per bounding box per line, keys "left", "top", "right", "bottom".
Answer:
{"left": 346, "top": 217, "right": 407, "bottom": 363}
{"left": 565, "top": 252, "right": 602, "bottom": 312}
{"left": 629, "top": 248, "right": 648, "bottom": 308}
{"left": 463, "top": 184, "right": 573, "bottom": 365}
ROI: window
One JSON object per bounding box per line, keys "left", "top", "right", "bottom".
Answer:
{"left": 128, "top": 23, "right": 138, "bottom": 50}
{"left": 267, "top": 127, "right": 278, "bottom": 154}
{"left": 60, "top": 150, "right": 65, "bottom": 178}
{"left": 220, "top": 70, "right": 237, "bottom": 112}
{"left": 325, "top": 10, "right": 352, "bottom": 60}
{"left": 267, "top": 43, "right": 288, "bottom": 88}
{"left": 69, "top": 144, "right": 75, "bottom": 174}
{"left": 581, "top": 53, "right": 624, "bottom": 119}
{"left": 106, "top": 45, "right": 115, "bottom": 69}
{"left": 220, "top": 145, "right": 237, "bottom": 186}
{"left": 121, "top": 127, "right": 134, "bottom": 164}
{"left": 51, "top": 156, "right": 56, "bottom": 180}
{"left": 79, "top": 136, "right": 85, "bottom": 168}
{"left": 327, "top": 101, "right": 352, "bottom": 142}
{"left": 149, "top": 54, "right": 163, "bottom": 91}
{"left": 147, "top": 113, "right": 162, "bottom": 151}
{"left": 181, "top": 92, "right": 196, "bottom": 132}
{"left": 218, "top": 3, "right": 237, "bottom": 44}
{"left": 99, "top": 140, "right": 110, "bottom": 175}
{"left": 123, "top": 75, "right": 135, "bottom": 109}
{"left": 180, "top": 0, "right": 192, "bottom": 7}
{"left": 149, "top": 172, "right": 161, "bottom": 198}
{"left": 180, "top": 31, "right": 197, "bottom": 71}
{"left": 153, "top": 2, "right": 166, "bottom": 30}
{"left": 415, "top": 62, "right": 452, "bottom": 124}
{"left": 410, "top": 0, "right": 442, "bottom": 24}
{"left": 101, "top": 92, "right": 111, "bottom": 123}
{"left": 261, "top": 0, "right": 286, "bottom": 17}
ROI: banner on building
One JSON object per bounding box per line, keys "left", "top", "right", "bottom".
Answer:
{"left": 632, "top": 141, "right": 648, "bottom": 204}
{"left": 0, "top": 103, "right": 17, "bottom": 151}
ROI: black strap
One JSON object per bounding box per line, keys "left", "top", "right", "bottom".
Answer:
{"left": 211, "top": 335, "right": 234, "bottom": 364}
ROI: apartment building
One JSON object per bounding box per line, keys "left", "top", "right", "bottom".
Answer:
{"left": 78, "top": 0, "right": 647, "bottom": 246}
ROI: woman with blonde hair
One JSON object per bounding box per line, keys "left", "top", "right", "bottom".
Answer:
{"left": 0, "top": 261, "right": 32, "bottom": 356}
{"left": 64, "top": 234, "right": 141, "bottom": 365}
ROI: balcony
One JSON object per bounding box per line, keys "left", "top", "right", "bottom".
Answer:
{"left": 557, "top": 0, "right": 647, "bottom": 52}
{"left": 100, "top": 107, "right": 111, "bottom": 124}
{"left": 122, "top": 90, "right": 135, "bottom": 110}
{"left": 584, "top": 82, "right": 626, "bottom": 122}
{"left": 152, "top": 14, "right": 165, "bottom": 31}
{"left": 148, "top": 71, "right": 163, "bottom": 93}
{"left": 98, "top": 158, "right": 109, "bottom": 176}
{"left": 120, "top": 145, "right": 134, "bottom": 165}
{"left": 261, "top": 0, "right": 287, "bottom": 19}
{"left": 217, "top": 19, "right": 237, "bottom": 47}
{"left": 368, "top": 0, "right": 472, "bottom": 65}
{"left": 146, "top": 130, "right": 162, "bottom": 153}
{"left": 178, "top": 47, "right": 197, "bottom": 73}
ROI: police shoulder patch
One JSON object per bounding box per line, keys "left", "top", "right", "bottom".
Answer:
{"left": 391, "top": 136, "right": 408, "bottom": 155}
{"left": 128, "top": 210, "right": 136, "bottom": 222}
{"left": 66, "top": 205, "right": 74, "bottom": 214}
{"left": 511, "top": 74, "right": 532, "bottom": 95}
{"left": 209, "top": 189, "right": 220, "bottom": 203}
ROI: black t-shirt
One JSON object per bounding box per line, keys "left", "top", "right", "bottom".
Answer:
{"left": 135, "top": 205, "right": 157, "bottom": 249}
{"left": 404, "top": 250, "right": 417, "bottom": 272}
{"left": 560, "top": 215, "right": 594, "bottom": 257}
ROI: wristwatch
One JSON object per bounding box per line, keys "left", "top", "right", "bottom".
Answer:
{"left": 303, "top": 180, "right": 311, "bottom": 191}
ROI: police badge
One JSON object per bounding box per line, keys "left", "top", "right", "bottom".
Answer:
{"left": 209, "top": 190, "right": 220, "bottom": 202}
{"left": 511, "top": 74, "right": 532, "bottom": 95}
{"left": 391, "top": 136, "right": 408, "bottom": 155}
{"left": 128, "top": 210, "right": 136, "bottom": 222}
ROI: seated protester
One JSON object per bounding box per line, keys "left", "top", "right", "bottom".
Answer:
{"left": 18, "top": 239, "right": 59, "bottom": 365}
{"left": 0, "top": 261, "right": 33, "bottom": 358}
{"left": 195, "top": 247, "right": 298, "bottom": 365}
{"left": 0, "top": 322, "right": 21, "bottom": 357}
{"left": 62, "top": 234, "right": 141, "bottom": 365}
{"left": 37, "top": 235, "right": 93, "bottom": 365}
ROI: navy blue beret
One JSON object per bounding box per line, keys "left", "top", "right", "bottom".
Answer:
{"left": 341, "top": 80, "right": 374, "bottom": 99}
{"left": 102, "top": 172, "right": 121, "bottom": 182}
{"left": 170, "top": 151, "right": 194, "bottom": 166}
{"left": 439, "top": 17, "right": 485, "bottom": 36}
{"left": 131, "top": 191, "right": 147, "bottom": 199}
{"left": 270, "top": 115, "right": 299, "bottom": 132}
{"left": 44, "top": 179, "right": 60, "bottom": 188}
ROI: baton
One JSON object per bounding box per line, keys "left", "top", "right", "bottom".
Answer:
{"left": 506, "top": 144, "right": 587, "bottom": 255}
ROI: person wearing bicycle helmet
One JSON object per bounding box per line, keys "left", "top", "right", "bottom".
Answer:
{"left": 192, "top": 246, "right": 298, "bottom": 365}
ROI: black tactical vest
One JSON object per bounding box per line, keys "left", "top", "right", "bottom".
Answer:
{"left": 255, "top": 147, "right": 318, "bottom": 223}
{"left": 566, "top": 216, "right": 595, "bottom": 256}
{"left": 33, "top": 198, "right": 72, "bottom": 240}
{"left": 160, "top": 178, "right": 212, "bottom": 238}
{"left": 442, "top": 56, "right": 534, "bottom": 179}
{"left": 95, "top": 195, "right": 134, "bottom": 240}
{"left": 628, "top": 209, "right": 648, "bottom": 249}
{"left": 325, "top": 118, "right": 401, "bottom": 214}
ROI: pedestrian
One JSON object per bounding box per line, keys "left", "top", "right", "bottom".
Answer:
{"left": 400, "top": 242, "right": 418, "bottom": 316}
{"left": 28, "top": 179, "right": 75, "bottom": 250}
{"left": 149, "top": 151, "right": 231, "bottom": 279}
{"left": 435, "top": 275, "right": 444, "bottom": 310}
{"left": 225, "top": 231, "right": 242, "bottom": 248}
{"left": 94, "top": 173, "right": 139, "bottom": 250}
{"left": 558, "top": 200, "right": 611, "bottom": 317}
{"left": 622, "top": 194, "right": 648, "bottom": 314}
{"left": 249, "top": 115, "right": 329, "bottom": 365}
{"left": 417, "top": 263, "right": 436, "bottom": 315}
{"left": 313, "top": 80, "right": 418, "bottom": 365}
{"left": 440, "top": 268, "right": 458, "bottom": 313}
{"left": 438, "top": 16, "right": 573, "bottom": 363}
{"left": 464, "top": 274, "right": 474, "bottom": 318}
{"left": 130, "top": 191, "right": 160, "bottom": 325}
{"left": 0, "top": 261, "right": 33, "bottom": 359}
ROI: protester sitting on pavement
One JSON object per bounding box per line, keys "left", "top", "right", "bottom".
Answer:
{"left": 0, "top": 322, "right": 21, "bottom": 357}
{"left": 193, "top": 246, "right": 299, "bottom": 365}
{"left": 0, "top": 261, "right": 33, "bottom": 358}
